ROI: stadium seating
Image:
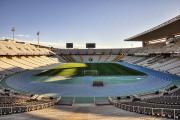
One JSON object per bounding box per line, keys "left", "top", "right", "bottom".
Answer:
{"left": 0, "top": 90, "right": 56, "bottom": 116}
{"left": 0, "top": 36, "right": 179, "bottom": 119}
{"left": 55, "top": 54, "right": 120, "bottom": 62}
{"left": 0, "top": 39, "right": 59, "bottom": 116}
{"left": 122, "top": 56, "right": 180, "bottom": 76}
{"left": 0, "top": 76, "right": 59, "bottom": 116}
{"left": 0, "top": 40, "right": 52, "bottom": 55}
{"left": 0, "top": 39, "right": 61, "bottom": 82}
{"left": 110, "top": 88, "right": 180, "bottom": 119}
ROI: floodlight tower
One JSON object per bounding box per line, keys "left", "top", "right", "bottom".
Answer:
{"left": 11, "top": 27, "right": 15, "bottom": 40}
{"left": 36, "top": 31, "right": 40, "bottom": 47}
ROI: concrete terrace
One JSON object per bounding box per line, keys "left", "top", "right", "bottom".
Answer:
{"left": 0, "top": 105, "right": 169, "bottom": 120}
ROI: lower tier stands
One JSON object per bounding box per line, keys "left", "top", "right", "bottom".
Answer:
{"left": 0, "top": 88, "right": 57, "bottom": 116}
{"left": 110, "top": 87, "right": 180, "bottom": 119}
{"left": 121, "top": 55, "right": 180, "bottom": 76}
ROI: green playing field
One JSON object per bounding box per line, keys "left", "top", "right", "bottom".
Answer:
{"left": 37, "top": 63, "right": 146, "bottom": 77}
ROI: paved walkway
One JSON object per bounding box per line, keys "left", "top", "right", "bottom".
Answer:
{"left": 1, "top": 105, "right": 169, "bottom": 120}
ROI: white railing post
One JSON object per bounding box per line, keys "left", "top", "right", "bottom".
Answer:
{"left": 174, "top": 109, "right": 176, "bottom": 119}
{"left": 161, "top": 108, "right": 163, "bottom": 117}
{"left": 143, "top": 107, "right": 145, "bottom": 114}
{"left": 94, "top": 96, "right": 95, "bottom": 105}
{"left": 133, "top": 106, "right": 134, "bottom": 112}
{"left": 11, "top": 107, "right": 12, "bottom": 114}
{"left": 73, "top": 97, "right": 75, "bottom": 105}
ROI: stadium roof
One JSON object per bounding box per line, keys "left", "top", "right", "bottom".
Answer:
{"left": 124, "top": 15, "right": 180, "bottom": 41}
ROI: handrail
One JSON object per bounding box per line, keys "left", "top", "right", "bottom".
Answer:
{"left": 0, "top": 101, "right": 55, "bottom": 108}
{"left": 110, "top": 99, "right": 180, "bottom": 119}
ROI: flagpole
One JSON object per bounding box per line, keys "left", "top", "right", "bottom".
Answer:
{"left": 13, "top": 30, "right": 14, "bottom": 40}
{"left": 37, "top": 31, "right": 40, "bottom": 47}
{"left": 11, "top": 27, "right": 15, "bottom": 40}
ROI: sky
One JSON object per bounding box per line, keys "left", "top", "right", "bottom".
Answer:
{"left": 0, "top": 0, "right": 180, "bottom": 48}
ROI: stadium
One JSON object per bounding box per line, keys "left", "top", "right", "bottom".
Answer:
{"left": 0, "top": 1, "right": 180, "bottom": 120}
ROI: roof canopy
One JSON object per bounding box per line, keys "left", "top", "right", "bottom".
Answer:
{"left": 124, "top": 15, "right": 180, "bottom": 41}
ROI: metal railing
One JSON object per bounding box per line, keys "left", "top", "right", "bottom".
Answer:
{"left": 0, "top": 101, "right": 55, "bottom": 116}
{"left": 110, "top": 99, "right": 180, "bottom": 119}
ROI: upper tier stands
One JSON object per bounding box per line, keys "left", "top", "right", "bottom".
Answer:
{"left": 53, "top": 48, "right": 123, "bottom": 55}
{"left": 0, "top": 40, "right": 60, "bottom": 80}
{"left": 58, "top": 55, "right": 123, "bottom": 63}
{"left": 53, "top": 36, "right": 180, "bottom": 56}
{"left": 0, "top": 40, "right": 51, "bottom": 55}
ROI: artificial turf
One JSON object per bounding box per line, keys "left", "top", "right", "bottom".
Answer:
{"left": 37, "top": 63, "right": 146, "bottom": 76}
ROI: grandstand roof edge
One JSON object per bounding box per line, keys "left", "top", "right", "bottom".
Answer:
{"left": 124, "top": 15, "right": 180, "bottom": 42}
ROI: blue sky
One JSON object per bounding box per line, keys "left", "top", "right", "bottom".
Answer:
{"left": 0, "top": 0, "right": 180, "bottom": 48}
